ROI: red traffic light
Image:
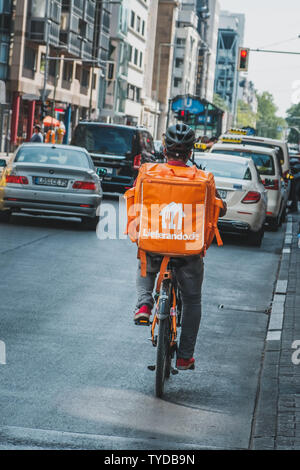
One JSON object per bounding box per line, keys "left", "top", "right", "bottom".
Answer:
{"left": 237, "top": 47, "right": 250, "bottom": 71}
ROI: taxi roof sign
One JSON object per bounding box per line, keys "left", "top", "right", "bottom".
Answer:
{"left": 194, "top": 143, "right": 207, "bottom": 150}
{"left": 227, "top": 128, "right": 248, "bottom": 135}
{"left": 221, "top": 137, "right": 243, "bottom": 144}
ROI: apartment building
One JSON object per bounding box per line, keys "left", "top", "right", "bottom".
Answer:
{"left": 171, "top": 3, "right": 200, "bottom": 99}
{"left": 8, "top": 0, "right": 111, "bottom": 148}
{"left": 204, "top": 0, "right": 220, "bottom": 102}
{"left": 101, "top": 0, "right": 158, "bottom": 134}
{"left": 0, "top": 0, "right": 13, "bottom": 152}
{"left": 214, "top": 10, "right": 245, "bottom": 116}
{"left": 152, "top": 0, "right": 179, "bottom": 139}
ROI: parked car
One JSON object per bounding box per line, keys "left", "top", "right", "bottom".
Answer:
{"left": 211, "top": 143, "right": 288, "bottom": 231}
{"left": 192, "top": 153, "right": 267, "bottom": 246}
{"left": 219, "top": 133, "right": 290, "bottom": 180}
{"left": 0, "top": 144, "right": 102, "bottom": 229}
{"left": 71, "top": 122, "right": 155, "bottom": 193}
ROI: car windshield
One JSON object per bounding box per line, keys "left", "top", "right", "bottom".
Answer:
{"left": 73, "top": 124, "right": 135, "bottom": 156}
{"left": 194, "top": 157, "right": 252, "bottom": 180}
{"left": 15, "top": 147, "right": 90, "bottom": 169}
{"left": 211, "top": 150, "right": 275, "bottom": 176}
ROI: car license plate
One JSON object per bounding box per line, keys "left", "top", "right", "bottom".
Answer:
{"left": 218, "top": 189, "right": 227, "bottom": 199}
{"left": 34, "top": 177, "right": 68, "bottom": 187}
{"left": 103, "top": 167, "right": 113, "bottom": 175}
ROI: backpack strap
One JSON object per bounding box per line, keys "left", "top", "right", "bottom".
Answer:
{"left": 155, "top": 256, "right": 171, "bottom": 293}
{"left": 138, "top": 249, "right": 148, "bottom": 278}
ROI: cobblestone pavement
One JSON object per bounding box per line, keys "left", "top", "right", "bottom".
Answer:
{"left": 251, "top": 211, "right": 300, "bottom": 450}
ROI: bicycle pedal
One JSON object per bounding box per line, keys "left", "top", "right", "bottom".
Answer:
{"left": 148, "top": 365, "right": 156, "bottom": 371}
{"left": 171, "top": 368, "right": 179, "bottom": 375}
{"left": 135, "top": 319, "right": 150, "bottom": 326}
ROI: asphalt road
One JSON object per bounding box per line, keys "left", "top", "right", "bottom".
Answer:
{"left": 0, "top": 199, "right": 285, "bottom": 450}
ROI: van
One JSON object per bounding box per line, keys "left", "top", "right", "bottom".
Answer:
{"left": 211, "top": 143, "right": 289, "bottom": 230}
{"left": 71, "top": 122, "right": 155, "bottom": 193}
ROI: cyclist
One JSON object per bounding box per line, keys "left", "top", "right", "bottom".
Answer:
{"left": 133, "top": 123, "right": 227, "bottom": 370}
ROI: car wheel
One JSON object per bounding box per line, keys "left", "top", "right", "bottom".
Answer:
{"left": 0, "top": 210, "right": 11, "bottom": 223}
{"left": 81, "top": 215, "right": 99, "bottom": 231}
{"left": 280, "top": 206, "right": 287, "bottom": 224}
{"left": 248, "top": 227, "right": 264, "bottom": 247}
{"left": 268, "top": 215, "right": 280, "bottom": 232}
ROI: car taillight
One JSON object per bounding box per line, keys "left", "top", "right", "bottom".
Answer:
{"left": 242, "top": 191, "right": 261, "bottom": 204}
{"left": 133, "top": 154, "right": 142, "bottom": 170}
{"left": 72, "top": 181, "right": 96, "bottom": 190}
{"left": 262, "top": 179, "right": 279, "bottom": 190}
{"left": 6, "top": 175, "right": 28, "bottom": 184}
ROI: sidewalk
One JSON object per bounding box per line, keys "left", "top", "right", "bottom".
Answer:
{"left": 251, "top": 211, "right": 300, "bottom": 450}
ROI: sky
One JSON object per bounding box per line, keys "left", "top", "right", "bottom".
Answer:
{"left": 218, "top": 0, "right": 300, "bottom": 117}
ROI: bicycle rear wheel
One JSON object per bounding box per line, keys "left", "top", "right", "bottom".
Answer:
{"left": 155, "top": 281, "right": 172, "bottom": 398}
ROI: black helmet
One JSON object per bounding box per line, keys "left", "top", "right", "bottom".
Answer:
{"left": 165, "top": 123, "right": 195, "bottom": 157}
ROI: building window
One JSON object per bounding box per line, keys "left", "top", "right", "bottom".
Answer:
{"left": 130, "top": 11, "right": 135, "bottom": 28}
{"left": 23, "top": 47, "right": 36, "bottom": 71}
{"left": 141, "top": 20, "right": 145, "bottom": 36}
{"left": 134, "top": 48, "right": 138, "bottom": 66}
{"left": 62, "top": 61, "right": 73, "bottom": 81}
{"left": 139, "top": 51, "right": 143, "bottom": 68}
{"left": 176, "top": 38, "right": 186, "bottom": 45}
{"left": 175, "top": 58, "right": 184, "bottom": 68}
{"left": 136, "top": 16, "right": 141, "bottom": 33}
{"left": 128, "top": 44, "right": 133, "bottom": 62}
{"left": 173, "top": 77, "right": 182, "bottom": 88}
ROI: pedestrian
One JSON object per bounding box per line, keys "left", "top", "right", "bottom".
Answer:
{"left": 30, "top": 125, "right": 44, "bottom": 143}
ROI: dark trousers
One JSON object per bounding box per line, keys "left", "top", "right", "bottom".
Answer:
{"left": 136, "top": 254, "right": 204, "bottom": 359}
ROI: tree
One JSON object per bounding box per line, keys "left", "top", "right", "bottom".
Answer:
{"left": 236, "top": 100, "right": 257, "bottom": 128}
{"left": 256, "top": 91, "right": 286, "bottom": 139}
{"left": 285, "top": 103, "right": 300, "bottom": 144}
{"left": 213, "top": 93, "right": 229, "bottom": 112}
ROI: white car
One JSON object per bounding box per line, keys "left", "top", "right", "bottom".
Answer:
{"left": 211, "top": 143, "right": 288, "bottom": 231}
{"left": 220, "top": 133, "right": 291, "bottom": 199}
{"left": 193, "top": 153, "right": 267, "bottom": 246}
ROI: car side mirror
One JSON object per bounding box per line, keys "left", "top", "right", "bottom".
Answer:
{"left": 97, "top": 167, "right": 107, "bottom": 178}
{"left": 0, "top": 159, "right": 7, "bottom": 168}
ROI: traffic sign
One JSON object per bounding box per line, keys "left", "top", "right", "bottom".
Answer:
{"left": 172, "top": 96, "right": 205, "bottom": 115}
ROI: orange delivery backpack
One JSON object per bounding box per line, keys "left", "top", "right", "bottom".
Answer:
{"left": 124, "top": 163, "right": 223, "bottom": 278}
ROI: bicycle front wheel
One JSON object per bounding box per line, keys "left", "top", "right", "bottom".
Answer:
{"left": 155, "top": 281, "right": 172, "bottom": 398}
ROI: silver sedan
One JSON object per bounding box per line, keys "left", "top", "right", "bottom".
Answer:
{"left": 0, "top": 144, "right": 103, "bottom": 229}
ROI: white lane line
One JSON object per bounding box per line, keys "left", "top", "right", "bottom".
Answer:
{"left": 267, "top": 331, "right": 282, "bottom": 341}
{"left": 267, "top": 220, "right": 293, "bottom": 341}
{"left": 275, "top": 280, "right": 288, "bottom": 294}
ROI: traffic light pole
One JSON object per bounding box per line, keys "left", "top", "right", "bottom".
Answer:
{"left": 250, "top": 48, "right": 300, "bottom": 55}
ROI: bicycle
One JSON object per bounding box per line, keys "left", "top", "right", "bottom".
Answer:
{"left": 147, "top": 257, "right": 190, "bottom": 398}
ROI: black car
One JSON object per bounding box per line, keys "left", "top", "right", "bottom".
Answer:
{"left": 71, "top": 122, "right": 155, "bottom": 193}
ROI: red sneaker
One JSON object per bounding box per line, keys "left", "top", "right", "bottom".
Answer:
{"left": 176, "top": 357, "right": 195, "bottom": 370}
{"left": 134, "top": 305, "right": 152, "bottom": 324}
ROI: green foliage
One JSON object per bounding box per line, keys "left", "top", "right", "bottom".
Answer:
{"left": 213, "top": 93, "right": 229, "bottom": 112}
{"left": 286, "top": 103, "right": 300, "bottom": 144}
{"left": 256, "top": 91, "right": 286, "bottom": 139}
{"left": 236, "top": 100, "right": 257, "bottom": 128}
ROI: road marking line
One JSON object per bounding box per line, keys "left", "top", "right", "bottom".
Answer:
{"left": 267, "top": 331, "right": 281, "bottom": 341}
{"left": 275, "top": 280, "right": 288, "bottom": 294}
{"left": 282, "top": 248, "right": 291, "bottom": 254}
{"left": 268, "top": 313, "right": 284, "bottom": 331}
